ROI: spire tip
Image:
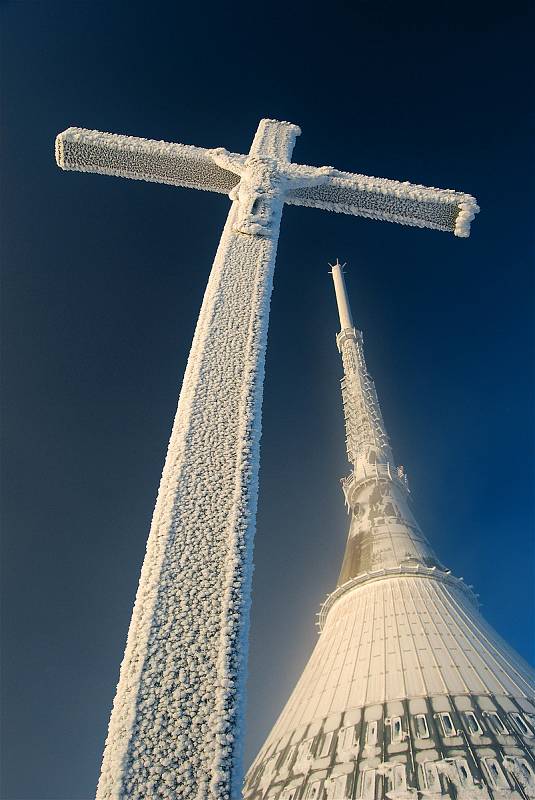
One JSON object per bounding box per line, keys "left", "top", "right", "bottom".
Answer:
{"left": 328, "top": 258, "right": 347, "bottom": 274}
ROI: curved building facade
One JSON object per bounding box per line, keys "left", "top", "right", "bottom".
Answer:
{"left": 243, "top": 262, "right": 535, "bottom": 800}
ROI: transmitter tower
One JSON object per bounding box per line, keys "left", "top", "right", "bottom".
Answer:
{"left": 244, "top": 261, "right": 535, "bottom": 800}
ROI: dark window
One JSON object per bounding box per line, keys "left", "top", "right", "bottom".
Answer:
{"left": 438, "top": 712, "right": 455, "bottom": 737}
{"left": 486, "top": 712, "right": 508, "bottom": 735}
{"left": 510, "top": 713, "right": 533, "bottom": 737}
{"left": 415, "top": 714, "right": 429, "bottom": 738}
{"left": 464, "top": 711, "right": 482, "bottom": 735}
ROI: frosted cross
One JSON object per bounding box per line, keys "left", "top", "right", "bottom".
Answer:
{"left": 55, "top": 118, "right": 479, "bottom": 800}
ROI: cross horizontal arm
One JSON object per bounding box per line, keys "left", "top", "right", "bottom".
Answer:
{"left": 285, "top": 167, "right": 479, "bottom": 237}
{"left": 55, "top": 128, "right": 242, "bottom": 194}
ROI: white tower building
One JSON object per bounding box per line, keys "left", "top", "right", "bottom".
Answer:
{"left": 243, "top": 261, "right": 535, "bottom": 800}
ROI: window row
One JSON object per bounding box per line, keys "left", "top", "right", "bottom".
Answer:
{"left": 275, "top": 757, "right": 535, "bottom": 800}
{"left": 413, "top": 709, "right": 534, "bottom": 740}
{"left": 256, "top": 722, "right": 372, "bottom": 787}
{"left": 252, "top": 710, "right": 534, "bottom": 789}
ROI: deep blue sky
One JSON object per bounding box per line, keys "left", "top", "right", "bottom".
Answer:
{"left": 1, "top": 2, "right": 534, "bottom": 798}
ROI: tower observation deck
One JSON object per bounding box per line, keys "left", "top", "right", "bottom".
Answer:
{"left": 243, "top": 262, "right": 535, "bottom": 800}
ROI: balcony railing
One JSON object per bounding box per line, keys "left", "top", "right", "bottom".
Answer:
{"left": 340, "top": 462, "right": 410, "bottom": 503}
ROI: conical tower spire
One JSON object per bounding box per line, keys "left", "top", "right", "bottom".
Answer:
{"left": 330, "top": 260, "right": 441, "bottom": 587}
{"left": 330, "top": 260, "right": 393, "bottom": 470}
{"left": 244, "top": 261, "right": 535, "bottom": 800}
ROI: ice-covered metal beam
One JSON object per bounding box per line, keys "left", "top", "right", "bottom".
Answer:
{"left": 56, "top": 125, "right": 479, "bottom": 238}
{"left": 55, "top": 127, "right": 242, "bottom": 195}
{"left": 286, "top": 165, "right": 479, "bottom": 237}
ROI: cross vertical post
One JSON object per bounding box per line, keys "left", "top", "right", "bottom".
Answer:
{"left": 94, "top": 119, "right": 299, "bottom": 800}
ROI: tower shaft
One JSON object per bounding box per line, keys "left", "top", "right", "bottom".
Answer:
{"left": 331, "top": 261, "right": 391, "bottom": 468}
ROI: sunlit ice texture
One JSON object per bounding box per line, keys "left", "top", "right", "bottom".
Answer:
{"left": 55, "top": 119, "right": 479, "bottom": 800}
{"left": 56, "top": 125, "right": 479, "bottom": 239}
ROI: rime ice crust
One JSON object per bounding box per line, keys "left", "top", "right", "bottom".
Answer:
{"left": 95, "top": 120, "right": 301, "bottom": 800}
{"left": 56, "top": 125, "right": 479, "bottom": 239}
{"left": 55, "top": 127, "right": 242, "bottom": 195}
{"left": 97, "top": 206, "right": 281, "bottom": 800}
{"left": 286, "top": 170, "right": 479, "bottom": 237}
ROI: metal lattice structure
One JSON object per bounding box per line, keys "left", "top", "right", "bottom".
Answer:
{"left": 339, "top": 329, "right": 391, "bottom": 466}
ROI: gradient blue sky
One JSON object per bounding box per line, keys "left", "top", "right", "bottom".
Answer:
{"left": 1, "top": 2, "right": 534, "bottom": 798}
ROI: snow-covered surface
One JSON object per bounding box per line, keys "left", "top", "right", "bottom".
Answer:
{"left": 209, "top": 149, "right": 332, "bottom": 237}
{"left": 95, "top": 120, "right": 299, "bottom": 800}
{"left": 55, "top": 127, "right": 242, "bottom": 195}
{"left": 56, "top": 121, "right": 480, "bottom": 240}
{"left": 97, "top": 207, "right": 277, "bottom": 800}
{"left": 286, "top": 167, "right": 479, "bottom": 237}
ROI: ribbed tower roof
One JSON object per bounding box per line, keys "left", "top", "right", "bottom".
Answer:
{"left": 243, "top": 262, "right": 535, "bottom": 800}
